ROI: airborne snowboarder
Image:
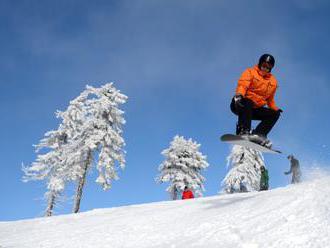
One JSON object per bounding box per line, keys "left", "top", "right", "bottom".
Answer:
{"left": 230, "top": 54, "right": 283, "bottom": 148}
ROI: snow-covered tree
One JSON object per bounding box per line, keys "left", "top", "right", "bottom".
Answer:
{"left": 22, "top": 129, "right": 76, "bottom": 216}
{"left": 58, "top": 83, "right": 127, "bottom": 213}
{"left": 222, "top": 145, "right": 266, "bottom": 193}
{"left": 157, "top": 135, "right": 209, "bottom": 200}
{"left": 57, "top": 83, "right": 127, "bottom": 213}
{"left": 23, "top": 83, "right": 127, "bottom": 215}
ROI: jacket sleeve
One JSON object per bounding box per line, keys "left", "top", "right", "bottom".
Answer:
{"left": 267, "top": 91, "right": 279, "bottom": 111}
{"left": 267, "top": 80, "right": 279, "bottom": 111}
{"left": 236, "top": 69, "right": 252, "bottom": 96}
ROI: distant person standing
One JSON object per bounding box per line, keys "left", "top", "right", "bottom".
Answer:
{"left": 259, "top": 166, "right": 269, "bottom": 191}
{"left": 285, "top": 155, "right": 301, "bottom": 184}
{"left": 182, "top": 186, "right": 194, "bottom": 200}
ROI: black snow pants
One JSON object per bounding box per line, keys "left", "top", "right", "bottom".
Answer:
{"left": 230, "top": 97, "right": 281, "bottom": 137}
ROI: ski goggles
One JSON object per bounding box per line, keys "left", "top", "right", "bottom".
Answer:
{"left": 260, "top": 62, "right": 273, "bottom": 72}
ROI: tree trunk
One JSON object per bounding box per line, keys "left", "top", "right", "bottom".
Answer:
{"left": 171, "top": 187, "right": 178, "bottom": 200}
{"left": 45, "top": 192, "right": 56, "bottom": 217}
{"left": 73, "top": 151, "right": 91, "bottom": 213}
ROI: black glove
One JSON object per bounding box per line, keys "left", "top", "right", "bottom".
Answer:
{"left": 277, "top": 108, "right": 283, "bottom": 113}
{"left": 233, "top": 94, "right": 244, "bottom": 108}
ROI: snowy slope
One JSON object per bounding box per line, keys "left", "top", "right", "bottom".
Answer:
{"left": 1, "top": 174, "right": 330, "bottom": 248}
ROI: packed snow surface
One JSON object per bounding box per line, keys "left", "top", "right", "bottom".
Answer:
{"left": 1, "top": 174, "right": 330, "bottom": 248}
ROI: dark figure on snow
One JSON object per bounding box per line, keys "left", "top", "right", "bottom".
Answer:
{"left": 230, "top": 54, "right": 283, "bottom": 148}
{"left": 239, "top": 176, "right": 248, "bottom": 193}
{"left": 182, "top": 186, "right": 194, "bottom": 200}
{"left": 285, "top": 155, "right": 301, "bottom": 184}
{"left": 259, "top": 166, "right": 269, "bottom": 191}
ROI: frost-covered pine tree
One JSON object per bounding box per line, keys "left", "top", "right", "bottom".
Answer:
{"left": 23, "top": 83, "right": 127, "bottom": 215}
{"left": 222, "top": 145, "right": 266, "bottom": 193}
{"left": 22, "top": 129, "right": 76, "bottom": 216}
{"left": 56, "top": 83, "right": 127, "bottom": 213}
{"left": 156, "top": 135, "right": 209, "bottom": 200}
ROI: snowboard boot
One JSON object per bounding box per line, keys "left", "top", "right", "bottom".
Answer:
{"left": 261, "top": 138, "right": 272, "bottom": 149}
{"left": 236, "top": 123, "right": 243, "bottom": 135}
{"left": 238, "top": 129, "right": 251, "bottom": 137}
{"left": 248, "top": 133, "right": 272, "bottom": 149}
{"left": 238, "top": 129, "right": 252, "bottom": 143}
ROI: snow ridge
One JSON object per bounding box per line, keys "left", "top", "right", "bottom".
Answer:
{"left": 1, "top": 174, "right": 330, "bottom": 248}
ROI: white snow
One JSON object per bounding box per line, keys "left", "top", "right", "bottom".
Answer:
{"left": 1, "top": 174, "right": 330, "bottom": 248}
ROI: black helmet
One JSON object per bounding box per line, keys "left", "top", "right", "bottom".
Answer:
{"left": 258, "top": 54, "right": 275, "bottom": 68}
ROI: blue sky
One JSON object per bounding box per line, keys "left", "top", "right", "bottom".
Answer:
{"left": 1, "top": 0, "right": 330, "bottom": 221}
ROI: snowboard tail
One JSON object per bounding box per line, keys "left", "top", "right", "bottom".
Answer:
{"left": 220, "top": 134, "right": 281, "bottom": 154}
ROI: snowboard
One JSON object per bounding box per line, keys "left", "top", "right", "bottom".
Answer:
{"left": 220, "top": 134, "right": 281, "bottom": 154}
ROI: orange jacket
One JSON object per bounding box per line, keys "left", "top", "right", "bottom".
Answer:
{"left": 235, "top": 65, "right": 279, "bottom": 110}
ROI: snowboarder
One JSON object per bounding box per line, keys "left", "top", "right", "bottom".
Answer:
{"left": 182, "top": 186, "right": 194, "bottom": 200}
{"left": 284, "top": 155, "right": 301, "bottom": 184}
{"left": 230, "top": 54, "right": 283, "bottom": 148}
{"left": 259, "top": 166, "right": 269, "bottom": 191}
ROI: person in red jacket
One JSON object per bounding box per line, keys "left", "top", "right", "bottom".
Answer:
{"left": 182, "top": 186, "right": 194, "bottom": 200}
